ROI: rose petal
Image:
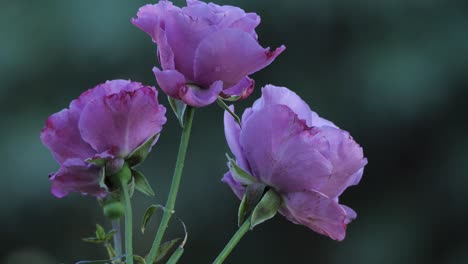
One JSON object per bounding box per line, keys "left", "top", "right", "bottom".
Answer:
{"left": 220, "top": 77, "right": 255, "bottom": 99}
{"left": 40, "top": 109, "right": 95, "bottom": 163}
{"left": 179, "top": 80, "right": 223, "bottom": 107}
{"left": 153, "top": 67, "right": 186, "bottom": 99}
{"left": 281, "top": 190, "right": 349, "bottom": 241}
{"left": 49, "top": 159, "right": 107, "bottom": 198}
{"left": 224, "top": 105, "right": 250, "bottom": 171}
{"left": 194, "top": 28, "right": 285, "bottom": 88}
{"left": 221, "top": 171, "right": 245, "bottom": 199}
{"left": 79, "top": 87, "right": 166, "bottom": 157}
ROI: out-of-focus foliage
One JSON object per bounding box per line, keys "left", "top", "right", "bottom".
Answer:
{"left": 0, "top": 0, "right": 467, "bottom": 263}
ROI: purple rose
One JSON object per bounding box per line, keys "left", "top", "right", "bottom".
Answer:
{"left": 41, "top": 80, "right": 167, "bottom": 198}
{"left": 222, "top": 85, "right": 367, "bottom": 240}
{"left": 132, "top": 0, "right": 285, "bottom": 107}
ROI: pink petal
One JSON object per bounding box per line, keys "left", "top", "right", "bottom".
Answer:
{"left": 40, "top": 109, "right": 95, "bottom": 163}
{"left": 281, "top": 190, "right": 349, "bottom": 241}
{"left": 221, "top": 172, "right": 245, "bottom": 199}
{"left": 224, "top": 105, "right": 249, "bottom": 170}
{"left": 78, "top": 87, "right": 167, "bottom": 157}
{"left": 49, "top": 159, "right": 107, "bottom": 198}
{"left": 153, "top": 67, "right": 186, "bottom": 99}
{"left": 193, "top": 28, "right": 285, "bottom": 88}
{"left": 179, "top": 80, "right": 223, "bottom": 107}
{"left": 220, "top": 77, "right": 255, "bottom": 100}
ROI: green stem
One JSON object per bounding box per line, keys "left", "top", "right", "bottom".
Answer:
{"left": 213, "top": 218, "right": 251, "bottom": 264}
{"left": 121, "top": 177, "right": 133, "bottom": 264}
{"left": 146, "top": 106, "right": 195, "bottom": 264}
{"left": 111, "top": 219, "right": 122, "bottom": 259}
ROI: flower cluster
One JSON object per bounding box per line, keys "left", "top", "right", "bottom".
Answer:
{"left": 40, "top": 1, "right": 368, "bottom": 262}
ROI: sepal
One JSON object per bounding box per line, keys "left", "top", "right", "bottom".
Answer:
{"left": 226, "top": 154, "right": 256, "bottom": 185}
{"left": 250, "top": 189, "right": 282, "bottom": 229}
{"left": 132, "top": 169, "right": 155, "bottom": 197}
{"left": 238, "top": 183, "right": 265, "bottom": 226}
{"left": 168, "top": 96, "right": 187, "bottom": 128}
{"left": 127, "top": 133, "right": 159, "bottom": 167}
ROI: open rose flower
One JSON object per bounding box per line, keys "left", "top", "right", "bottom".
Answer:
{"left": 132, "top": 0, "right": 285, "bottom": 107}
{"left": 41, "top": 80, "right": 167, "bottom": 198}
{"left": 222, "top": 85, "right": 367, "bottom": 240}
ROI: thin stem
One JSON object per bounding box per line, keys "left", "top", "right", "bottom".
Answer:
{"left": 111, "top": 219, "right": 122, "bottom": 259}
{"left": 121, "top": 178, "right": 133, "bottom": 264}
{"left": 146, "top": 106, "right": 195, "bottom": 264}
{"left": 212, "top": 218, "right": 251, "bottom": 264}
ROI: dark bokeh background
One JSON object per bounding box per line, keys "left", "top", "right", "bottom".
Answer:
{"left": 1, "top": 0, "right": 467, "bottom": 263}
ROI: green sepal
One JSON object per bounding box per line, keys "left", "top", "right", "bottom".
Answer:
{"left": 250, "top": 189, "right": 282, "bottom": 229}
{"left": 217, "top": 97, "right": 241, "bottom": 127}
{"left": 85, "top": 157, "right": 106, "bottom": 167}
{"left": 238, "top": 183, "right": 266, "bottom": 226}
{"left": 220, "top": 94, "right": 242, "bottom": 102}
{"left": 95, "top": 224, "right": 106, "bottom": 240}
{"left": 141, "top": 204, "right": 164, "bottom": 234}
{"left": 104, "top": 243, "right": 117, "bottom": 259}
{"left": 226, "top": 154, "right": 256, "bottom": 185}
{"left": 127, "top": 133, "right": 159, "bottom": 167}
{"left": 168, "top": 96, "right": 187, "bottom": 128}
{"left": 154, "top": 238, "right": 182, "bottom": 264}
{"left": 132, "top": 169, "right": 155, "bottom": 197}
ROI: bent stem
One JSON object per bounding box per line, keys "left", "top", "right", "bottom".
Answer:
{"left": 213, "top": 217, "right": 251, "bottom": 264}
{"left": 121, "top": 178, "right": 134, "bottom": 264}
{"left": 111, "top": 219, "right": 123, "bottom": 260}
{"left": 146, "top": 106, "right": 195, "bottom": 264}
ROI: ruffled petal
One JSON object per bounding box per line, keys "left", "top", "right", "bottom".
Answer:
{"left": 70, "top": 80, "right": 143, "bottom": 114}
{"left": 194, "top": 28, "right": 285, "bottom": 88}
{"left": 281, "top": 190, "right": 349, "bottom": 241}
{"left": 221, "top": 172, "right": 245, "bottom": 199}
{"left": 309, "top": 126, "right": 367, "bottom": 198}
{"left": 153, "top": 67, "right": 186, "bottom": 99}
{"left": 49, "top": 159, "right": 107, "bottom": 198}
{"left": 239, "top": 105, "right": 306, "bottom": 185}
{"left": 179, "top": 80, "right": 223, "bottom": 107}
{"left": 79, "top": 87, "right": 167, "bottom": 157}
{"left": 40, "top": 109, "right": 95, "bottom": 163}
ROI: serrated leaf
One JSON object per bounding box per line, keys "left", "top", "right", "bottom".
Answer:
{"left": 168, "top": 96, "right": 187, "bottom": 127}
{"left": 127, "top": 133, "right": 159, "bottom": 167}
{"left": 95, "top": 224, "right": 106, "bottom": 240}
{"left": 154, "top": 238, "right": 182, "bottom": 264}
{"left": 133, "top": 170, "right": 155, "bottom": 196}
{"left": 250, "top": 189, "right": 282, "bottom": 229}
{"left": 238, "top": 183, "right": 266, "bottom": 226}
{"left": 226, "top": 154, "right": 256, "bottom": 185}
{"left": 141, "top": 205, "right": 164, "bottom": 234}
{"left": 217, "top": 98, "right": 241, "bottom": 127}
{"left": 82, "top": 237, "right": 103, "bottom": 244}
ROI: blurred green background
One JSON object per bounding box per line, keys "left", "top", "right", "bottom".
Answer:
{"left": 1, "top": 0, "right": 467, "bottom": 263}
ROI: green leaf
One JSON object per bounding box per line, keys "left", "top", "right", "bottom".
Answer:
{"left": 154, "top": 238, "right": 182, "bottom": 263}
{"left": 168, "top": 96, "right": 187, "bottom": 128}
{"left": 226, "top": 154, "right": 256, "bottom": 185}
{"left": 238, "top": 183, "right": 266, "bottom": 226}
{"left": 250, "top": 189, "right": 282, "bottom": 229}
{"left": 127, "top": 133, "right": 159, "bottom": 166}
{"left": 81, "top": 237, "right": 103, "bottom": 244}
{"left": 132, "top": 170, "right": 155, "bottom": 196}
{"left": 104, "top": 243, "right": 117, "bottom": 259}
{"left": 133, "top": 255, "right": 147, "bottom": 264}
{"left": 217, "top": 97, "right": 241, "bottom": 127}
{"left": 104, "top": 230, "right": 116, "bottom": 241}
{"left": 95, "top": 224, "right": 106, "bottom": 240}
{"left": 141, "top": 205, "right": 164, "bottom": 234}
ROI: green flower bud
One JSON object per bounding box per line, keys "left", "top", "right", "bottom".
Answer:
{"left": 103, "top": 200, "right": 125, "bottom": 219}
